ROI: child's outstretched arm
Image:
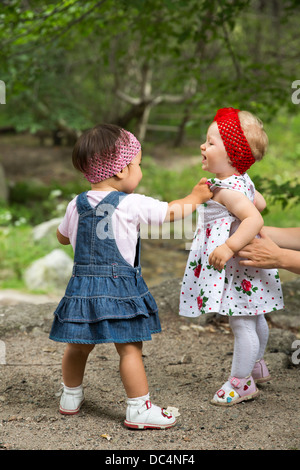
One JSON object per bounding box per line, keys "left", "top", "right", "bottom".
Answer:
{"left": 208, "top": 189, "right": 264, "bottom": 271}
{"left": 164, "top": 178, "right": 212, "bottom": 222}
{"left": 57, "top": 228, "right": 70, "bottom": 245}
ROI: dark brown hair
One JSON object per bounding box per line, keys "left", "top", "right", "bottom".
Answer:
{"left": 72, "top": 123, "right": 129, "bottom": 173}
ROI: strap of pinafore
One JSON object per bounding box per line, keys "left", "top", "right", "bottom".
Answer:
{"left": 76, "top": 190, "right": 126, "bottom": 214}
{"left": 73, "top": 191, "right": 142, "bottom": 277}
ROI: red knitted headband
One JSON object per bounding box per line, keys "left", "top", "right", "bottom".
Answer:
{"left": 213, "top": 107, "right": 255, "bottom": 174}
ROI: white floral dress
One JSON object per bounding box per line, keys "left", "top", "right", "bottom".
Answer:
{"left": 179, "top": 174, "right": 284, "bottom": 317}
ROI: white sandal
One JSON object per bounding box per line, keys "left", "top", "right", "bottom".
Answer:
{"left": 211, "top": 376, "right": 259, "bottom": 407}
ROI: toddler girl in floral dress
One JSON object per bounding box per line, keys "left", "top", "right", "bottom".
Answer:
{"left": 180, "top": 108, "right": 284, "bottom": 406}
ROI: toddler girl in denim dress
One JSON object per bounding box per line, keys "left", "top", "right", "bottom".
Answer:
{"left": 49, "top": 123, "right": 212, "bottom": 429}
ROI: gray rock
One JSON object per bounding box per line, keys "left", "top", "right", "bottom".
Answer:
{"left": 267, "top": 328, "right": 298, "bottom": 355}
{"left": 0, "top": 302, "right": 56, "bottom": 335}
{"left": 268, "top": 277, "right": 300, "bottom": 329}
{"left": 33, "top": 218, "right": 63, "bottom": 241}
{"left": 23, "top": 249, "right": 73, "bottom": 291}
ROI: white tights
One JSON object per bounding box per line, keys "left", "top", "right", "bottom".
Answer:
{"left": 229, "top": 315, "right": 269, "bottom": 378}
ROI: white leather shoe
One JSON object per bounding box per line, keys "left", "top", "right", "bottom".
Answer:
{"left": 124, "top": 398, "right": 176, "bottom": 430}
{"left": 59, "top": 384, "right": 85, "bottom": 415}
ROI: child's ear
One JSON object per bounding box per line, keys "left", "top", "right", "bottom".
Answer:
{"left": 115, "top": 166, "right": 128, "bottom": 179}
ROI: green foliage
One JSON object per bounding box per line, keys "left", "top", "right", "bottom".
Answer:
{"left": 0, "top": 154, "right": 299, "bottom": 291}
{"left": 0, "top": 0, "right": 300, "bottom": 292}
{"left": 0, "top": 223, "right": 73, "bottom": 290}
{"left": 3, "top": 179, "right": 88, "bottom": 226}
{"left": 138, "top": 156, "right": 199, "bottom": 202}
{"left": 1, "top": 0, "right": 300, "bottom": 134}
{"left": 252, "top": 177, "right": 300, "bottom": 211}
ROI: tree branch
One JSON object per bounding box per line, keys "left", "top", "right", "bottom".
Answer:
{"left": 221, "top": 22, "right": 242, "bottom": 81}
{"left": 2, "top": 0, "right": 108, "bottom": 56}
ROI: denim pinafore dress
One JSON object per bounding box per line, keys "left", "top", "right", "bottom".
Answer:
{"left": 49, "top": 191, "right": 161, "bottom": 344}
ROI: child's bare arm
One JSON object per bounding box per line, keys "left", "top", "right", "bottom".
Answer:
{"left": 254, "top": 190, "right": 266, "bottom": 212}
{"left": 208, "top": 190, "right": 264, "bottom": 270}
{"left": 57, "top": 228, "right": 70, "bottom": 245}
{"left": 164, "top": 178, "right": 212, "bottom": 222}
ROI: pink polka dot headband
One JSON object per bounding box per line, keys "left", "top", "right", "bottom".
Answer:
{"left": 213, "top": 107, "right": 255, "bottom": 174}
{"left": 84, "top": 130, "right": 141, "bottom": 183}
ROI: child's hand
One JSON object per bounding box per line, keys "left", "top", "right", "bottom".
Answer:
{"left": 165, "top": 178, "right": 212, "bottom": 222}
{"left": 191, "top": 178, "right": 213, "bottom": 204}
{"left": 208, "top": 243, "right": 234, "bottom": 271}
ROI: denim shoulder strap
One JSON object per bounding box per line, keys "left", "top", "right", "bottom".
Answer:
{"left": 94, "top": 191, "right": 128, "bottom": 211}
{"left": 76, "top": 191, "right": 92, "bottom": 215}
{"left": 76, "top": 191, "right": 128, "bottom": 215}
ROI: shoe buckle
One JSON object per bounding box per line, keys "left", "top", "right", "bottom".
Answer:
{"left": 216, "top": 389, "right": 225, "bottom": 398}
{"left": 137, "top": 399, "right": 152, "bottom": 414}
{"left": 230, "top": 377, "right": 241, "bottom": 388}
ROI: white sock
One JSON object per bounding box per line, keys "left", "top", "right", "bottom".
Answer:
{"left": 63, "top": 383, "right": 83, "bottom": 393}
{"left": 127, "top": 393, "right": 150, "bottom": 405}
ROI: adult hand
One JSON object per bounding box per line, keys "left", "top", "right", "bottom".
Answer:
{"left": 238, "top": 229, "right": 281, "bottom": 269}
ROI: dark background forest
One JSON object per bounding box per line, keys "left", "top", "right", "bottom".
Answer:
{"left": 0, "top": 0, "right": 299, "bottom": 292}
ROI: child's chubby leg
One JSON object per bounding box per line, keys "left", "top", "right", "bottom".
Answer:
{"left": 211, "top": 316, "right": 260, "bottom": 407}
{"left": 115, "top": 342, "right": 176, "bottom": 430}
{"left": 114, "top": 342, "right": 148, "bottom": 398}
{"left": 59, "top": 343, "right": 95, "bottom": 415}
{"left": 252, "top": 315, "right": 272, "bottom": 383}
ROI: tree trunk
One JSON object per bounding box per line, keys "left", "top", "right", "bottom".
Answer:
{"left": 173, "top": 106, "right": 191, "bottom": 147}
{"left": 0, "top": 163, "right": 8, "bottom": 203}
{"left": 135, "top": 63, "right": 153, "bottom": 141}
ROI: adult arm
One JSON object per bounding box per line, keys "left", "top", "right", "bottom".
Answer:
{"left": 238, "top": 227, "right": 300, "bottom": 274}
{"left": 262, "top": 226, "right": 300, "bottom": 250}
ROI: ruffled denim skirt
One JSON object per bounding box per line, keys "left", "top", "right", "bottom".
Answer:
{"left": 49, "top": 267, "right": 161, "bottom": 344}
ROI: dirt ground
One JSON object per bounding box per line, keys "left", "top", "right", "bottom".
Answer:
{"left": 0, "top": 137, "right": 299, "bottom": 454}
{"left": 0, "top": 279, "right": 299, "bottom": 453}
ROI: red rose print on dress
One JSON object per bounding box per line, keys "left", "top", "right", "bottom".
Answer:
{"left": 235, "top": 278, "right": 258, "bottom": 296}
{"left": 189, "top": 258, "right": 202, "bottom": 278}
{"left": 197, "top": 289, "right": 208, "bottom": 314}
{"left": 194, "top": 264, "right": 202, "bottom": 278}
{"left": 197, "top": 296, "right": 203, "bottom": 309}
{"left": 241, "top": 279, "right": 252, "bottom": 292}
{"left": 206, "top": 227, "right": 212, "bottom": 238}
